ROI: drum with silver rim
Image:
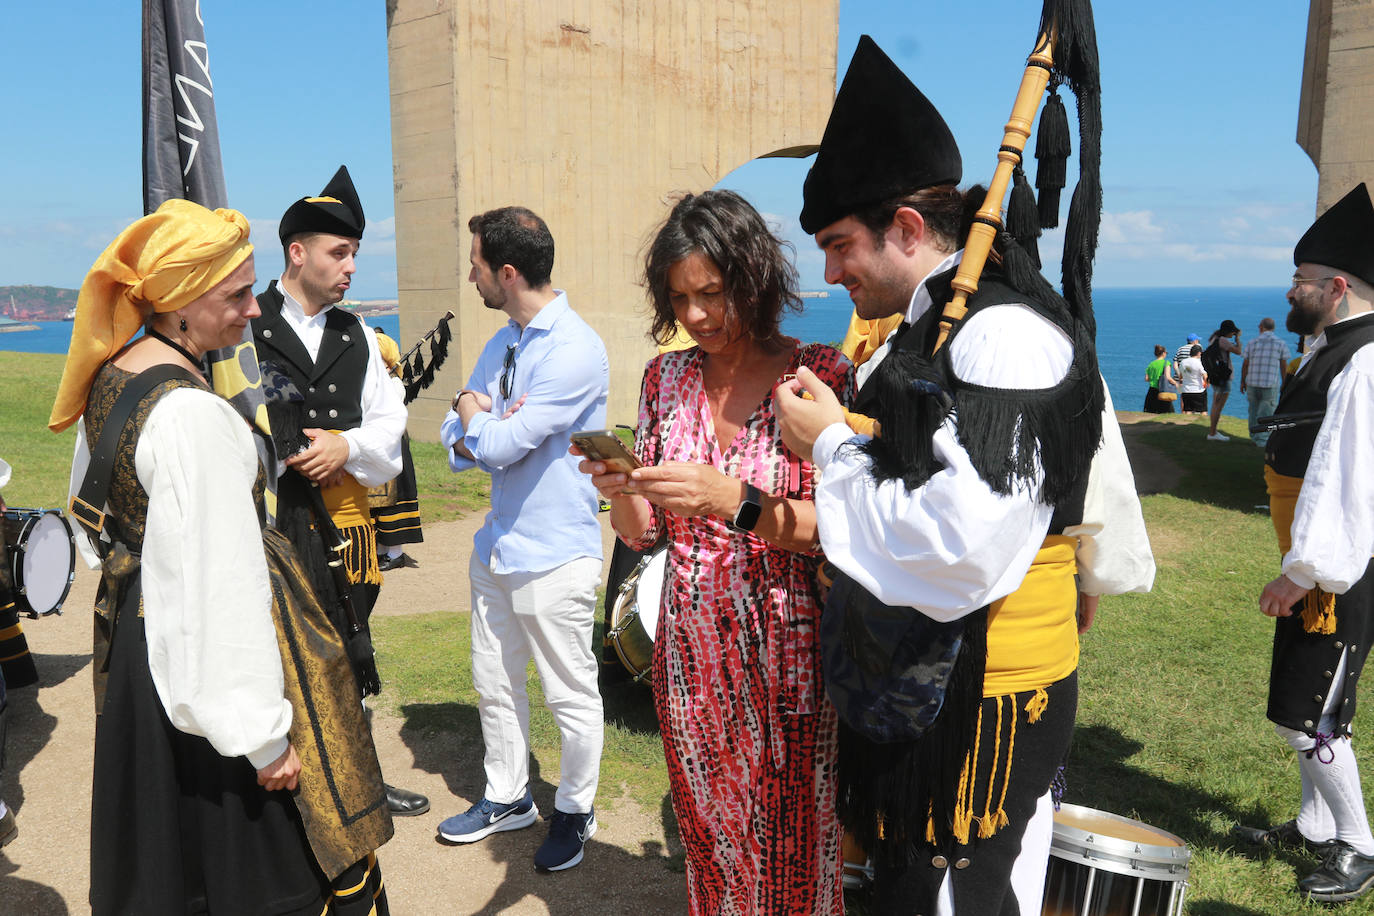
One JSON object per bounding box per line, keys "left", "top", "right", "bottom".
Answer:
{"left": 3, "top": 508, "right": 77, "bottom": 617}
{"left": 1041, "top": 803, "right": 1190, "bottom": 916}
{"left": 607, "top": 547, "right": 666, "bottom": 683}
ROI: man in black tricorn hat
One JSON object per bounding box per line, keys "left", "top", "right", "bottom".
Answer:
{"left": 776, "top": 36, "right": 1153, "bottom": 914}
{"left": 1234, "top": 183, "right": 1374, "bottom": 904}
{"left": 253, "top": 165, "right": 430, "bottom": 817}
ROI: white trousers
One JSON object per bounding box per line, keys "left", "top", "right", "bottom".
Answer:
{"left": 469, "top": 553, "right": 604, "bottom": 814}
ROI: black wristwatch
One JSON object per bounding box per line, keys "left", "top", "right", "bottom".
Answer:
{"left": 728, "top": 483, "right": 763, "bottom": 532}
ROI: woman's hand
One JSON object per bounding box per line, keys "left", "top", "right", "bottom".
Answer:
{"left": 257, "top": 743, "right": 301, "bottom": 792}
{"left": 570, "top": 443, "right": 633, "bottom": 500}
{"left": 627, "top": 462, "right": 736, "bottom": 519}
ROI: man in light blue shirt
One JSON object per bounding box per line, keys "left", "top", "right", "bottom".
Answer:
{"left": 436, "top": 207, "right": 608, "bottom": 873}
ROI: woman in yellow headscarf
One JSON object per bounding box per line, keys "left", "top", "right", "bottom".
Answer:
{"left": 56, "top": 200, "right": 390, "bottom": 916}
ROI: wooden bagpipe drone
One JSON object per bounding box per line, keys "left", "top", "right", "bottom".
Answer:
{"left": 932, "top": 0, "right": 1103, "bottom": 357}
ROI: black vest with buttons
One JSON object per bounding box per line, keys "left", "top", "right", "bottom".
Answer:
{"left": 1264, "top": 313, "right": 1374, "bottom": 737}
{"left": 253, "top": 281, "right": 368, "bottom": 429}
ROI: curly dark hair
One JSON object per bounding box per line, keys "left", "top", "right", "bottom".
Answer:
{"left": 468, "top": 206, "right": 554, "bottom": 288}
{"left": 643, "top": 190, "right": 801, "bottom": 346}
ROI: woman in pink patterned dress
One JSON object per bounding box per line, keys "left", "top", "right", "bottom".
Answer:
{"left": 579, "top": 190, "right": 853, "bottom": 914}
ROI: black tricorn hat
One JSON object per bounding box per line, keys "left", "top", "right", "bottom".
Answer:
{"left": 799, "top": 35, "right": 962, "bottom": 235}
{"left": 1294, "top": 183, "right": 1374, "bottom": 287}
{"left": 278, "top": 165, "right": 365, "bottom": 243}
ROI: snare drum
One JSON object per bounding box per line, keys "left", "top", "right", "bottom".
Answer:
{"left": 2, "top": 509, "right": 76, "bottom": 616}
{"left": 1042, "top": 803, "right": 1190, "bottom": 916}
{"left": 607, "top": 547, "right": 666, "bottom": 683}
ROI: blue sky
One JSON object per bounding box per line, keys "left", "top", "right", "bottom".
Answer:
{"left": 2, "top": 2, "right": 1317, "bottom": 299}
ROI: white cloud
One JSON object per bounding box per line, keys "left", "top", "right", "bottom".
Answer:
{"left": 1100, "top": 210, "right": 1166, "bottom": 246}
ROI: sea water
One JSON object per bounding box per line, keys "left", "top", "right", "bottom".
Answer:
{"left": 0, "top": 288, "right": 1294, "bottom": 421}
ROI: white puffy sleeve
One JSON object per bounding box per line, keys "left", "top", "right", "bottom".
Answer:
{"left": 1064, "top": 383, "right": 1156, "bottom": 595}
{"left": 136, "top": 387, "right": 291, "bottom": 768}
{"left": 1283, "top": 344, "right": 1374, "bottom": 594}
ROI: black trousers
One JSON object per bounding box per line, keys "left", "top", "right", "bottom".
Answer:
{"left": 871, "top": 672, "right": 1078, "bottom": 916}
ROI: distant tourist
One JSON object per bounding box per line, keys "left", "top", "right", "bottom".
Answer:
{"left": 1240, "top": 317, "right": 1292, "bottom": 447}
{"left": 1144, "top": 344, "right": 1177, "bottom": 413}
{"left": 1204, "top": 319, "right": 1242, "bottom": 440}
{"left": 1175, "top": 332, "right": 1200, "bottom": 373}
{"left": 1178, "top": 343, "right": 1208, "bottom": 414}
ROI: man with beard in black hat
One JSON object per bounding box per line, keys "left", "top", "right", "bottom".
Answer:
{"left": 253, "top": 165, "right": 430, "bottom": 817}
{"left": 1234, "top": 183, "right": 1374, "bottom": 904}
{"left": 776, "top": 35, "right": 1153, "bottom": 916}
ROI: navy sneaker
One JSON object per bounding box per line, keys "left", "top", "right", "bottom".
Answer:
{"left": 437, "top": 787, "right": 539, "bottom": 843}
{"left": 534, "top": 808, "right": 597, "bottom": 871}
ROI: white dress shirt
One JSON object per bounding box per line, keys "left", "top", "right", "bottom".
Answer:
{"left": 815, "top": 254, "right": 1154, "bottom": 617}
{"left": 275, "top": 281, "right": 406, "bottom": 486}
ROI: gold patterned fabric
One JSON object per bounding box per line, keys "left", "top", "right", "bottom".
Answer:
{"left": 263, "top": 528, "right": 392, "bottom": 879}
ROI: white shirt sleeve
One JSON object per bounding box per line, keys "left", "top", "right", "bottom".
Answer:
{"left": 1283, "top": 344, "right": 1374, "bottom": 593}
{"left": 812, "top": 304, "right": 1070, "bottom": 619}
{"left": 137, "top": 388, "right": 292, "bottom": 768}
{"left": 1064, "top": 383, "right": 1156, "bottom": 595}
{"left": 338, "top": 318, "right": 406, "bottom": 487}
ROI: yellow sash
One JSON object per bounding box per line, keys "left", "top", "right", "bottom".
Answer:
{"left": 1265, "top": 465, "right": 1336, "bottom": 634}
{"left": 318, "top": 435, "right": 381, "bottom": 586}
{"left": 984, "top": 535, "right": 1079, "bottom": 696}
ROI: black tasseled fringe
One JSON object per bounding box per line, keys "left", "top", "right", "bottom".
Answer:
{"left": 859, "top": 348, "right": 955, "bottom": 491}
{"left": 837, "top": 607, "right": 990, "bottom": 864}
{"left": 1007, "top": 167, "right": 1042, "bottom": 268}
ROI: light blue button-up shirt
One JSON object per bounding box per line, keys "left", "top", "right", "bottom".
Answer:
{"left": 440, "top": 291, "right": 608, "bottom": 575}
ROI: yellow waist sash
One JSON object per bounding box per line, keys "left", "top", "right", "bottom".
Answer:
{"left": 1265, "top": 465, "right": 1336, "bottom": 634}
{"left": 318, "top": 439, "right": 381, "bottom": 586}
{"left": 984, "top": 535, "right": 1080, "bottom": 696}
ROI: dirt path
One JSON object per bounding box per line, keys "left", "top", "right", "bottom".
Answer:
{"left": 1, "top": 511, "right": 688, "bottom": 915}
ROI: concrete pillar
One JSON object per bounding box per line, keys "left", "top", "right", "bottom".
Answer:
{"left": 1299, "top": 0, "right": 1374, "bottom": 211}
{"left": 386, "top": 0, "right": 838, "bottom": 438}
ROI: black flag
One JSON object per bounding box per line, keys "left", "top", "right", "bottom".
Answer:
{"left": 142, "top": 0, "right": 228, "bottom": 213}
{"left": 142, "top": 0, "right": 279, "bottom": 520}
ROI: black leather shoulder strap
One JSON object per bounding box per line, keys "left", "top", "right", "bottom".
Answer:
{"left": 69, "top": 364, "right": 202, "bottom": 550}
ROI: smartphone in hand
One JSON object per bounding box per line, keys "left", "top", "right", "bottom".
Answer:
{"left": 570, "top": 429, "right": 642, "bottom": 475}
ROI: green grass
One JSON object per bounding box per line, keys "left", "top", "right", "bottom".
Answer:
{"left": 0, "top": 351, "right": 490, "bottom": 518}
{"left": 0, "top": 352, "right": 79, "bottom": 509}
{"left": 7, "top": 350, "right": 1373, "bottom": 911}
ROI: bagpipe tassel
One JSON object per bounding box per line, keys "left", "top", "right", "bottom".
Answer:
{"left": 1034, "top": 88, "right": 1070, "bottom": 228}
{"left": 1007, "top": 166, "right": 1042, "bottom": 268}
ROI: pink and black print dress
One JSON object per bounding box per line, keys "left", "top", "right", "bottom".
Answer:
{"left": 625, "top": 342, "right": 853, "bottom": 915}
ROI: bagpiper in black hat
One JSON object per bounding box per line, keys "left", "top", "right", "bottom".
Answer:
{"left": 799, "top": 35, "right": 962, "bottom": 236}
{"left": 278, "top": 165, "right": 366, "bottom": 243}
{"left": 1294, "top": 183, "right": 1374, "bottom": 288}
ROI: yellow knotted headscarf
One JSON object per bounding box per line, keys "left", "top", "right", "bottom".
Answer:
{"left": 49, "top": 199, "right": 254, "bottom": 432}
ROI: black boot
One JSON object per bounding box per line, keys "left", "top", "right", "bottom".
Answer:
{"left": 385, "top": 783, "right": 430, "bottom": 817}
{"left": 1299, "top": 841, "right": 1374, "bottom": 903}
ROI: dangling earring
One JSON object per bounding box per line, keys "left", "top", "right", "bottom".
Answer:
{"left": 179, "top": 316, "right": 187, "bottom": 332}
